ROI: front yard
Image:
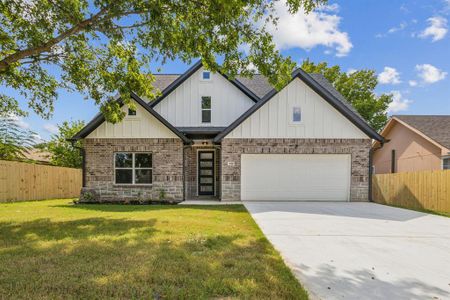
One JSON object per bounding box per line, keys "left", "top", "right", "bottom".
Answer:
{"left": 0, "top": 199, "right": 307, "bottom": 299}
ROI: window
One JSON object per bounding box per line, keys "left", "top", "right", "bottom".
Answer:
{"left": 202, "top": 71, "right": 211, "bottom": 80}
{"left": 128, "top": 108, "right": 136, "bottom": 116}
{"left": 201, "top": 96, "right": 211, "bottom": 123}
{"left": 292, "top": 106, "right": 301, "bottom": 123}
{"left": 115, "top": 153, "right": 152, "bottom": 184}
{"left": 443, "top": 157, "right": 450, "bottom": 170}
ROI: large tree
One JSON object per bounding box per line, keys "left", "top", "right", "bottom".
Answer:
{"left": 38, "top": 120, "right": 85, "bottom": 168}
{"left": 301, "top": 59, "right": 392, "bottom": 131}
{"left": 0, "top": 0, "right": 324, "bottom": 122}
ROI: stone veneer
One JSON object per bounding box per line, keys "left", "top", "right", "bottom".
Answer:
{"left": 83, "top": 138, "right": 183, "bottom": 202}
{"left": 221, "top": 138, "right": 371, "bottom": 202}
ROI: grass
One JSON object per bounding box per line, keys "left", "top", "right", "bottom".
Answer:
{"left": 0, "top": 199, "right": 308, "bottom": 299}
{"left": 379, "top": 203, "right": 450, "bottom": 218}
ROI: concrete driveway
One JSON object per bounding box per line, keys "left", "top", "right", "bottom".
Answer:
{"left": 244, "top": 202, "right": 450, "bottom": 300}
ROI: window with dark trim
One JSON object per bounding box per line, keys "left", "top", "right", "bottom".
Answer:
{"left": 201, "top": 96, "right": 211, "bottom": 123}
{"left": 391, "top": 149, "right": 396, "bottom": 173}
{"left": 202, "top": 71, "right": 211, "bottom": 80}
{"left": 115, "top": 153, "right": 152, "bottom": 184}
{"left": 443, "top": 157, "right": 450, "bottom": 170}
{"left": 128, "top": 108, "right": 136, "bottom": 116}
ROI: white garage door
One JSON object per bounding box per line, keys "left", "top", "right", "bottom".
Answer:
{"left": 241, "top": 154, "right": 351, "bottom": 201}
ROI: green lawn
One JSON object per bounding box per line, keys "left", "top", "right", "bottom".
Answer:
{"left": 0, "top": 199, "right": 308, "bottom": 299}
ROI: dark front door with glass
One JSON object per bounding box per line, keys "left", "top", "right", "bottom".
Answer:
{"left": 198, "top": 151, "right": 215, "bottom": 195}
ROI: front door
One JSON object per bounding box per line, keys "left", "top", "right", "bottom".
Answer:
{"left": 198, "top": 151, "right": 215, "bottom": 196}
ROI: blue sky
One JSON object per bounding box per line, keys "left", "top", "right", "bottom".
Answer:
{"left": 5, "top": 0, "right": 450, "bottom": 141}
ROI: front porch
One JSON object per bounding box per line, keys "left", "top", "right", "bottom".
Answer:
{"left": 184, "top": 143, "right": 221, "bottom": 200}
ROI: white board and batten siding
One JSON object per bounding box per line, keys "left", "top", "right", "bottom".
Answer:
{"left": 86, "top": 99, "right": 177, "bottom": 139}
{"left": 153, "top": 67, "right": 255, "bottom": 127}
{"left": 226, "top": 78, "right": 369, "bottom": 139}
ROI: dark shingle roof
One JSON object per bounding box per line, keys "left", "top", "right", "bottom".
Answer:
{"left": 394, "top": 115, "right": 450, "bottom": 150}
{"left": 152, "top": 74, "right": 179, "bottom": 91}
{"left": 235, "top": 75, "right": 273, "bottom": 98}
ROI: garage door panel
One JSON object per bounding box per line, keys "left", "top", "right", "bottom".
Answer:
{"left": 241, "top": 154, "right": 350, "bottom": 201}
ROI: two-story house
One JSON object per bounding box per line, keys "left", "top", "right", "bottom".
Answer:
{"left": 72, "top": 61, "right": 384, "bottom": 202}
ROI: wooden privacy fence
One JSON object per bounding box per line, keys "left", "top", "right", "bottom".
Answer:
{"left": 0, "top": 160, "right": 82, "bottom": 202}
{"left": 372, "top": 170, "right": 450, "bottom": 213}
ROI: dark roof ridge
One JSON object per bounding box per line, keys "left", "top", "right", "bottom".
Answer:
{"left": 149, "top": 60, "right": 260, "bottom": 107}
{"left": 72, "top": 92, "right": 191, "bottom": 144}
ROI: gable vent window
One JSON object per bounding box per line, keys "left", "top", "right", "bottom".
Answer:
{"left": 443, "top": 157, "right": 450, "bottom": 170}
{"left": 201, "top": 96, "right": 211, "bottom": 123}
{"left": 128, "top": 108, "right": 136, "bottom": 116}
{"left": 292, "top": 106, "right": 301, "bottom": 123}
{"left": 202, "top": 71, "right": 211, "bottom": 80}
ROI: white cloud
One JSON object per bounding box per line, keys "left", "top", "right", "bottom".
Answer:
{"left": 408, "top": 80, "right": 418, "bottom": 87}
{"left": 347, "top": 68, "right": 357, "bottom": 75}
{"left": 31, "top": 133, "right": 44, "bottom": 144}
{"left": 376, "top": 21, "right": 407, "bottom": 38}
{"left": 418, "top": 16, "right": 448, "bottom": 42}
{"left": 8, "top": 115, "right": 30, "bottom": 129}
{"left": 388, "top": 22, "right": 407, "bottom": 34}
{"left": 378, "top": 67, "right": 401, "bottom": 85}
{"left": 388, "top": 91, "right": 412, "bottom": 113}
{"left": 317, "top": 3, "right": 340, "bottom": 13}
{"left": 43, "top": 123, "right": 59, "bottom": 134}
{"left": 267, "top": 2, "right": 352, "bottom": 57}
{"left": 416, "top": 64, "right": 447, "bottom": 83}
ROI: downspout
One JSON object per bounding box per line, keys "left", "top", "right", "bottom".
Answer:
{"left": 368, "top": 139, "right": 390, "bottom": 202}
{"left": 68, "top": 138, "right": 86, "bottom": 188}
{"left": 182, "top": 144, "right": 190, "bottom": 201}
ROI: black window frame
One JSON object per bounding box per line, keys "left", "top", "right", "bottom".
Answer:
{"left": 114, "top": 152, "right": 152, "bottom": 185}
{"left": 201, "top": 96, "right": 211, "bottom": 123}
{"left": 443, "top": 157, "right": 450, "bottom": 170}
{"left": 128, "top": 108, "right": 137, "bottom": 116}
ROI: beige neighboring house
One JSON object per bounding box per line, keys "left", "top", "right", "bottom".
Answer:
{"left": 24, "top": 149, "right": 52, "bottom": 165}
{"left": 373, "top": 115, "right": 450, "bottom": 174}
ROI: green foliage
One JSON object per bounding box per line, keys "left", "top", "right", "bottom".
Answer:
{"left": 41, "top": 120, "right": 85, "bottom": 168}
{"left": 0, "top": 0, "right": 325, "bottom": 123}
{"left": 158, "top": 189, "right": 167, "bottom": 201}
{"left": 301, "top": 59, "right": 393, "bottom": 131}
{"left": 0, "top": 117, "right": 36, "bottom": 160}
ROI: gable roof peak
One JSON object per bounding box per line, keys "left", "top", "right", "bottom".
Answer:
{"left": 214, "top": 67, "right": 384, "bottom": 143}
{"left": 392, "top": 115, "right": 450, "bottom": 150}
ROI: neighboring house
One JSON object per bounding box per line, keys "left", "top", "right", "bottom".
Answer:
{"left": 72, "top": 61, "right": 383, "bottom": 203}
{"left": 372, "top": 115, "right": 450, "bottom": 174}
{"left": 23, "top": 149, "right": 52, "bottom": 165}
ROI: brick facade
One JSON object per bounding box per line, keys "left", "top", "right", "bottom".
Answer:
{"left": 82, "top": 138, "right": 183, "bottom": 202}
{"left": 221, "top": 138, "right": 371, "bottom": 202}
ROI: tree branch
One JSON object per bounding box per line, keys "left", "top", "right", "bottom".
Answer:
{"left": 0, "top": 8, "right": 108, "bottom": 72}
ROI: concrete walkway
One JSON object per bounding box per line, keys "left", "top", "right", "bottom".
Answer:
{"left": 244, "top": 202, "right": 450, "bottom": 300}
